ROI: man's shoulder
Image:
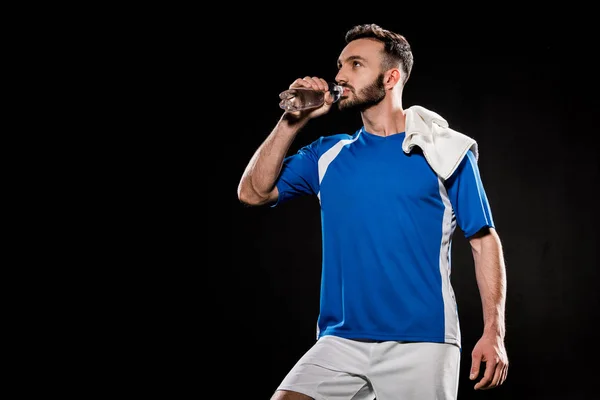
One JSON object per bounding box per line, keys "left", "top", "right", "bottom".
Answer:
{"left": 314, "top": 129, "right": 361, "bottom": 150}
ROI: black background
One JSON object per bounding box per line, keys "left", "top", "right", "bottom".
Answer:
{"left": 224, "top": 12, "right": 597, "bottom": 400}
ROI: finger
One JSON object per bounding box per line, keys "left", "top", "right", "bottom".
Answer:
{"left": 313, "top": 77, "right": 328, "bottom": 92}
{"left": 324, "top": 89, "right": 336, "bottom": 105}
{"left": 474, "top": 360, "right": 496, "bottom": 390}
{"left": 302, "top": 76, "right": 321, "bottom": 90}
{"left": 489, "top": 362, "right": 504, "bottom": 388}
{"left": 310, "top": 77, "right": 334, "bottom": 105}
{"left": 290, "top": 78, "right": 313, "bottom": 89}
{"left": 500, "top": 363, "right": 508, "bottom": 385}
{"left": 469, "top": 352, "right": 482, "bottom": 381}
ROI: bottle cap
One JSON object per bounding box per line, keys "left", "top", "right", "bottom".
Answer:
{"left": 328, "top": 82, "right": 343, "bottom": 103}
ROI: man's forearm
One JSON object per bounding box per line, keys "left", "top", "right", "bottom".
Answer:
{"left": 238, "top": 114, "right": 308, "bottom": 205}
{"left": 470, "top": 228, "right": 507, "bottom": 337}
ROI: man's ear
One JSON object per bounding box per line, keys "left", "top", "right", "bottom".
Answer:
{"left": 384, "top": 68, "right": 402, "bottom": 90}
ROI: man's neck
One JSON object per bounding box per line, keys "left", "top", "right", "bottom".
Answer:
{"left": 361, "top": 103, "right": 406, "bottom": 137}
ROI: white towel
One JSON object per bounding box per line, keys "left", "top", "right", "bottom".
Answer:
{"left": 402, "top": 105, "right": 478, "bottom": 180}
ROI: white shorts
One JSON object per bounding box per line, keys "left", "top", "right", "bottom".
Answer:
{"left": 276, "top": 335, "right": 461, "bottom": 400}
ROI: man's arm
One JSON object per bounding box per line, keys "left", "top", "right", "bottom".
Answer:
{"left": 237, "top": 114, "right": 307, "bottom": 206}
{"left": 237, "top": 76, "right": 334, "bottom": 207}
{"left": 468, "top": 227, "right": 509, "bottom": 390}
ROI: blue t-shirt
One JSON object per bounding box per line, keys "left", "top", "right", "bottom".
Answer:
{"left": 274, "top": 127, "right": 495, "bottom": 348}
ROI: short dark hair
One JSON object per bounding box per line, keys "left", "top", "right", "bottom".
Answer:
{"left": 345, "top": 23, "right": 413, "bottom": 85}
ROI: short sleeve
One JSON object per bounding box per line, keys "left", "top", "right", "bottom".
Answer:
{"left": 273, "top": 140, "right": 321, "bottom": 207}
{"left": 445, "top": 150, "right": 495, "bottom": 238}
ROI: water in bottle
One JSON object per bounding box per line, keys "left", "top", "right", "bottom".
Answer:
{"left": 279, "top": 82, "right": 343, "bottom": 112}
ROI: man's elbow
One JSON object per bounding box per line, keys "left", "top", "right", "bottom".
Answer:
{"left": 237, "top": 181, "right": 271, "bottom": 206}
{"left": 237, "top": 182, "right": 256, "bottom": 205}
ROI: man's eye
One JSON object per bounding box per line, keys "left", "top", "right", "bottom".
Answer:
{"left": 353, "top": 61, "right": 362, "bottom": 67}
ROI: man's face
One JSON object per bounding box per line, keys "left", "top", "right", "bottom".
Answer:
{"left": 335, "top": 38, "right": 387, "bottom": 112}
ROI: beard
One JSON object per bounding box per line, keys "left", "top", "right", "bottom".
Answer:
{"left": 337, "top": 73, "right": 386, "bottom": 112}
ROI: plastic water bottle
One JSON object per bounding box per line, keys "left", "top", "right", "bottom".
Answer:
{"left": 279, "top": 82, "right": 343, "bottom": 112}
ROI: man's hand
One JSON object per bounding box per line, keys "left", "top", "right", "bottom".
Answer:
{"left": 470, "top": 334, "right": 509, "bottom": 390}
{"left": 283, "top": 76, "right": 335, "bottom": 121}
